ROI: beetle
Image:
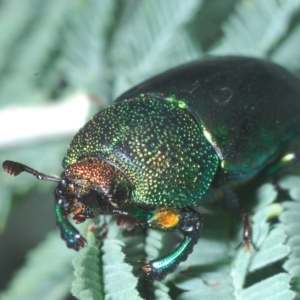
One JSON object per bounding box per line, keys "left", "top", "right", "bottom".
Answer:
{"left": 3, "top": 56, "right": 300, "bottom": 282}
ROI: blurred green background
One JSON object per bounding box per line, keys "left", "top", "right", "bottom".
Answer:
{"left": 1, "top": 0, "right": 300, "bottom": 299}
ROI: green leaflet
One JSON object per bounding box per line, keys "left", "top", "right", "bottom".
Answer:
{"left": 210, "top": 0, "right": 300, "bottom": 58}
{"left": 71, "top": 218, "right": 142, "bottom": 300}
{"left": 279, "top": 176, "right": 300, "bottom": 293}
{"left": 102, "top": 239, "right": 141, "bottom": 300}
{"left": 110, "top": 0, "right": 203, "bottom": 98}
{"left": 240, "top": 273, "right": 295, "bottom": 300}
{"left": 171, "top": 178, "right": 296, "bottom": 300}
{"left": 71, "top": 229, "right": 104, "bottom": 300}
{"left": 60, "top": 0, "right": 116, "bottom": 103}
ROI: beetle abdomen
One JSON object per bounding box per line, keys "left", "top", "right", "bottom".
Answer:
{"left": 63, "top": 96, "right": 219, "bottom": 207}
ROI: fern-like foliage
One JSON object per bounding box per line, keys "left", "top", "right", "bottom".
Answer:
{"left": 1, "top": 0, "right": 300, "bottom": 299}
{"left": 0, "top": 232, "right": 75, "bottom": 300}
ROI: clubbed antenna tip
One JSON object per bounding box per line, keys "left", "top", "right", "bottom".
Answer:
{"left": 2, "top": 160, "right": 61, "bottom": 182}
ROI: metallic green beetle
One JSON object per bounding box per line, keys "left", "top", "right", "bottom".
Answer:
{"left": 3, "top": 56, "right": 300, "bottom": 280}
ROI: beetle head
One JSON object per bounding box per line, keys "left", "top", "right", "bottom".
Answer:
{"left": 56, "top": 157, "right": 131, "bottom": 222}
{"left": 2, "top": 157, "right": 132, "bottom": 224}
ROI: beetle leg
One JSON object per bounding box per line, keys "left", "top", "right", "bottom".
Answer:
{"left": 139, "top": 207, "right": 203, "bottom": 280}
{"left": 235, "top": 209, "right": 256, "bottom": 250}
{"left": 55, "top": 197, "right": 87, "bottom": 251}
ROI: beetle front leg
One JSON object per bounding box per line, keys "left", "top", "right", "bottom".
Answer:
{"left": 55, "top": 197, "right": 87, "bottom": 250}
{"left": 139, "top": 207, "right": 203, "bottom": 280}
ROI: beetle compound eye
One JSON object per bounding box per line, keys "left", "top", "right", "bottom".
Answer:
{"left": 108, "top": 180, "right": 131, "bottom": 207}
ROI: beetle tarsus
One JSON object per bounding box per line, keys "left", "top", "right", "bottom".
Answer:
{"left": 65, "top": 233, "right": 87, "bottom": 251}
{"left": 221, "top": 185, "right": 256, "bottom": 251}
{"left": 140, "top": 262, "right": 152, "bottom": 274}
{"left": 236, "top": 209, "right": 256, "bottom": 251}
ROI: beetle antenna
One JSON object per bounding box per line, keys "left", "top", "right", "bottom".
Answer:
{"left": 2, "top": 160, "right": 61, "bottom": 182}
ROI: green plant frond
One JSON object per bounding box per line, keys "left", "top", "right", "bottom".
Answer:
{"left": 102, "top": 239, "right": 141, "bottom": 300}
{"left": 71, "top": 221, "right": 143, "bottom": 300}
{"left": 110, "top": 0, "right": 203, "bottom": 98}
{"left": 254, "top": 183, "right": 278, "bottom": 209}
{"left": 0, "top": 1, "right": 71, "bottom": 74}
{"left": 0, "top": 189, "right": 12, "bottom": 232}
{"left": 160, "top": 178, "right": 297, "bottom": 299}
{"left": 277, "top": 176, "right": 300, "bottom": 294}
{"left": 59, "top": 0, "right": 116, "bottom": 103}
{"left": 152, "top": 281, "right": 171, "bottom": 300}
{"left": 240, "top": 273, "right": 295, "bottom": 300}
{"left": 71, "top": 228, "right": 104, "bottom": 300}
{"left": 210, "top": 0, "right": 300, "bottom": 58}
{"left": 0, "top": 231, "right": 75, "bottom": 300}
{"left": 111, "top": 0, "right": 201, "bottom": 65}
{"left": 249, "top": 227, "right": 290, "bottom": 272}
{"left": 112, "top": 28, "right": 203, "bottom": 100}
{"left": 0, "top": 0, "right": 117, "bottom": 106}
{"left": 0, "top": 0, "right": 76, "bottom": 105}
{"left": 270, "top": 23, "right": 300, "bottom": 71}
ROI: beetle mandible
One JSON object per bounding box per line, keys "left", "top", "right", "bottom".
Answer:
{"left": 3, "top": 56, "right": 300, "bottom": 280}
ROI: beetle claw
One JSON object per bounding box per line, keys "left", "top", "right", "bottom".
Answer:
{"left": 140, "top": 262, "right": 152, "bottom": 274}
{"left": 139, "top": 259, "right": 153, "bottom": 275}
{"left": 66, "top": 234, "right": 87, "bottom": 251}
